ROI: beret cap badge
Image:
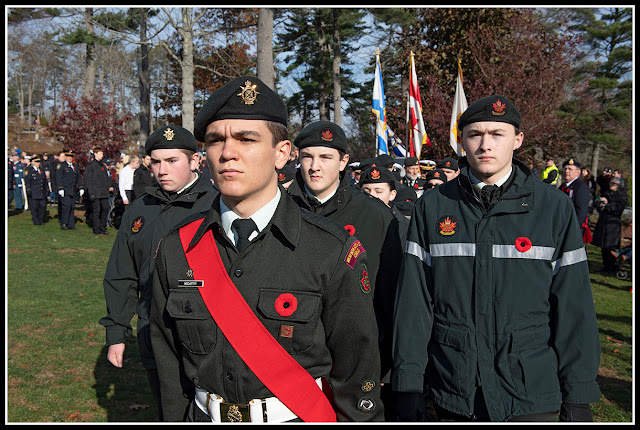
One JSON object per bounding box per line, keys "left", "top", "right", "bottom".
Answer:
{"left": 492, "top": 99, "right": 506, "bottom": 116}
{"left": 238, "top": 80, "right": 259, "bottom": 105}
{"left": 163, "top": 128, "right": 175, "bottom": 141}
{"left": 321, "top": 129, "right": 334, "bottom": 141}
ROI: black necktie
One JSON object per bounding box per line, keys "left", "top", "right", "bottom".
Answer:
{"left": 232, "top": 218, "right": 257, "bottom": 253}
{"left": 480, "top": 185, "right": 498, "bottom": 209}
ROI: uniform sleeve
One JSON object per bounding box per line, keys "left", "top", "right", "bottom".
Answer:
{"left": 549, "top": 201, "right": 601, "bottom": 404}
{"left": 574, "top": 184, "right": 591, "bottom": 225}
{"left": 322, "top": 235, "right": 384, "bottom": 421}
{"left": 149, "top": 234, "right": 192, "bottom": 421}
{"left": 391, "top": 199, "right": 433, "bottom": 394}
{"left": 98, "top": 214, "right": 139, "bottom": 345}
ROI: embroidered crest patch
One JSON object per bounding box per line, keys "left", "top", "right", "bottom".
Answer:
{"left": 360, "top": 264, "right": 371, "bottom": 294}
{"left": 131, "top": 216, "right": 145, "bottom": 234}
{"left": 345, "top": 240, "right": 365, "bottom": 269}
{"left": 437, "top": 216, "right": 458, "bottom": 237}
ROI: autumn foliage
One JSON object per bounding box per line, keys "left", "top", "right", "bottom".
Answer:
{"left": 50, "top": 93, "right": 132, "bottom": 169}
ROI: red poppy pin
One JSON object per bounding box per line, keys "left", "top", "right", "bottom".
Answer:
{"left": 515, "top": 236, "right": 532, "bottom": 253}
{"left": 344, "top": 224, "right": 356, "bottom": 236}
{"left": 275, "top": 293, "right": 298, "bottom": 317}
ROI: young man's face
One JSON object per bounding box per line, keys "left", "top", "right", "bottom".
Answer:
{"left": 150, "top": 149, "right": 199, "bottom": 192}
{"left": 205, "top": 119, "right": 290, "bottom": 210}
{"left": 361, "top": 182, "right": 396, "bottom": 206}
{"left": 94, "top": 151, "right": 104, "bottom": 161}
{"left": 461, "top": 121, "right": 523, "bottom": 185}
{"left": 142, "top": 155, "right": 151, "bottom": 167}
{"left": 440, "top": 168, "right": 458, "bottom": 182}
{"left": 299, "top": 146, "right": 349, "bottom": 200}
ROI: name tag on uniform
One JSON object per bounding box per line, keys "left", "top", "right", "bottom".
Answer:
{"left": 177, "top": 280, "right": 204, "bottom": 288}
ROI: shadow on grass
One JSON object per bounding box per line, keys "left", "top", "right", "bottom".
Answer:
{"left": 596, "top": 373, "right": 632, "bottom": 413}
{"left": 92, "top": 338, "right": 159, "bottom": 422}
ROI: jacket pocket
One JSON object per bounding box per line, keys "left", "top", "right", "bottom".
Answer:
{"left": 166, "top": 289, "right": 216, "bottom": 355}
{"left": 257, "top": 289, "right": 321, "bottom": 355}
{"left": 508, "top": 325, "right": 559, "bottom": 397}
{"left": 430, "top": 322, "right": 472, "bottom": 397}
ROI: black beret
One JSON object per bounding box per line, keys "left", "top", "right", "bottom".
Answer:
{"left": 145, "top": 125, "right": 198, "bottom": 154}
{"left": 277, "top": 163, "right": 295, "bottom": 183}
{"left": 194, "top": 76, "right": 288, "bottom": 142}
{"left": 359, "top": 166, "right": 396, "bottom": 187}
{"left": 395, "top": 186, "right": 418, "bottom": 217}
{"left": 458, "top": 95, "right": 521, "bottom": 131}
{"left": 436, "top": 157, "right": 459, "bottom": 171}
{"left": 404, "top": 156, "right": 419, "bottom": 167}
{"left": 357, "top": 158, "right": 378, "bottom": 173}
{"left": 376, "top": 154, "right": 394, "bottom": 168}
{"left": 562, "top": 158, "right": 581, "bottom": 169}
{"left": 294, "top": 120, "right": 347, "bottom": 153}
{"left": 425, "top": 168, "right": 448, "bottom": 183}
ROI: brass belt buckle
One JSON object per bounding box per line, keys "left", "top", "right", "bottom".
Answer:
{"left": 221, "top": 402, "right": 250, "bottom": 422}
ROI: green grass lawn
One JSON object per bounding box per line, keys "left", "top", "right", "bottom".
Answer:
{"left": 6, "top": 207, "right": 634, "bottom": 422}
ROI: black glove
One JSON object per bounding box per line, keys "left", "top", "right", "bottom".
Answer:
{"left": 559, "top": 402, "right": 593, "bottom": 422}
{"left": 394, "top": 392, "right": 428, "bottom": 422}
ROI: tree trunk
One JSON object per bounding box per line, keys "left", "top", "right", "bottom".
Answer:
{"left": 83, "top": 8, "right": 97, "bottom": 100}
{"left": 332, "top": 9, "right": 342, "bottom": 126}
{"left": 180, "top": 8, "right": 195, "bottom": 134}
{"left": 138, "top": 8, "right": 151, "bottom": 154}
{"left": 257, "top": 8, "right": 275, "bottom": 89}
{"left": 591, "top": 142, "right": 601, "bottom": 176}
{"left": 315, "top": 15, "right": 329, "bottom": 121}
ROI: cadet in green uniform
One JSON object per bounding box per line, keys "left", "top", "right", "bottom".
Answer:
{"left": 99, "top": 126, "right": 218, "bottom": 420}
{"left": 286, "top": 121, "right": 402, "bottom": 420}
{"left": 392, "top": 95, "right": 600, "bottom": 422}
{"left": 359, "top": 165, "right": 409, "bottom": 248}
{"left": 150, "top": 76, "right": 383, "bottom": 422}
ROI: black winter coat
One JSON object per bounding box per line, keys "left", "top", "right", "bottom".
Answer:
{"left": 592, "top": 188, "right": 627, "bottom": 249}
{"left": 84, "top": 159, "right": 114, "bottom": 199}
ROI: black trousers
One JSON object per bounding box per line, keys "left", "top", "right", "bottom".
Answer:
{"left": 28, "top": 197, "right": 47, "bottom": 224}
{"left": 59, "top": 194, "right": 76, "bottom": 227}
{"left": 601, "top": 247, "right": 618, "bottom": 271}
{"left": 91, "top": 197, "right": 109, "bottom": 233}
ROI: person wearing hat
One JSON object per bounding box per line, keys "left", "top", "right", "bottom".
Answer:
{"left": 542, "top": 156, "right": 560, "bottom": 187}
{"left": 359, "top": 166, "right": 409, "bottom": 249}
{"left": 99, "top": 125, "right": 218, "bottom": 421}
{"left": 596, "top": 167, "right": 613, "bottom": 195}
{"left": 561, "top": 158, "right": 591, "bottom": 240}
{"left": 10, "top": 152, "right": 26, "bottom": 211}
{"left": 592, "top": 176, "right": 628, "bottom": 274}
{"left": 423, "top": 168, "right": 448, "bottom": 190}
{"left": 24, "top": 156, "right": 48, "bottom": 225}
{"left": 55, "top": 149, "right": 83, "bottom": 230}
{"left": 376, "top": 153, "right": 402, "bottom": 182}
{"left": 393, "top": 95, "right": 600, "bottom": 422}
{"left": 277, "top": 162, "right": 296, "bottom": 189}
{"left": 149, "top": 77, "right": 384, "bottom": 422}
{"left": 400, "top": 157, "right": 427, "bottom": 197}
{"left": 394, "top": 186, "right": 417, "bottom": 219}
{"left": 436, "top": 157, "right": 460, "bottom": 182}
{"left": 286, "top": 120, "right": 402, "bottom": 420}
{"left": 84, "top": 148, "right": 115, "bottom": 235}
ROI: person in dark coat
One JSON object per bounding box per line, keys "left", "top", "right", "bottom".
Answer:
{"left": 399, "top": 156, "right": 427, "bottom": 197}
{"left": 287, "top": 120, "right": 402, "bottom": 420}
{"left": 150, "top": 77, "right": 384, "bottom": 422}
{"left": 133, "top": 153, "right": 154, "bottom": 200}
{"left": 100, "top": 126, "right": 218, "bottom": 421}
{"left": 55, "top": 150, "right": 83, "bottom": 230}
{"left": 592, "top": 176, "right": 627, "bottom": 273}
{"left": 84, "top": 148, "right": 115, "bottom": 235}
{"left": 24, "top": 157, "right": 48, "bottom": 224}
{"left": 560, "top": 158, "right": 591, "bottom": 238}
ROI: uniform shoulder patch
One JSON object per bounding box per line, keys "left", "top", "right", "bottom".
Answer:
{"left": 131, "top": 216, "right": 145, "bottom": 234}
{"left": 360, "top": 264, "right": 371, "bottom": 294}
{"left": 437, "top": 215, "right": 458, "bottom": 237}
{"left": 345, "top": 239, "right": 365, "bottom": 269}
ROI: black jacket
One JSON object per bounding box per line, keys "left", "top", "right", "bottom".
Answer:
{"left": 133, "top": 164, "right": 154, "bottom": 200}
{"left": 150, "top": 191, "right": 384, "bottom": 421}
{"left": 24, "top": 166, "right": 48, "bottom": 199}
{"left": 592, "top": 188, "right": 627, "bottom": 249}
{"left": 560, "top": 178, "right": 591, "bottom": 225}
{"left": 287, "top": 171, "right": 403, "bottom": 383}
{"left": 54, "top": 161, "right": 82, "bottom": 196}
{"left": 84, "top": 159, "right": 114, "bottom": 199}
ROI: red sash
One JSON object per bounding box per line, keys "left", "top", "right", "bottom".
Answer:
{"left": 178, "top": 219, "right": 336, "bottom": 422}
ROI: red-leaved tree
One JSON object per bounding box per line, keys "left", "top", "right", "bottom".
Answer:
{"left": 50, "top": 92, "right": 132, "bottom": 169}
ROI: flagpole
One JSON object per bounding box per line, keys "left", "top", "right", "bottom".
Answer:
{"left": 407, "top": 52, "right": 414, "bottom": 158}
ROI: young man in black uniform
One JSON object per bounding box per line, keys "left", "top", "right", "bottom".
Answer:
{"left": 286, "top": 120, "right": 402, "bottom": 420}
{"left": 99, "top": 126, "right": 218, "bottom": 420}
{"left": 84, "top": 148, "right": 115, "bottom": 235}
{"left": 392, "top": 95, "right": 600, "bottom": 422}
{"left": 150, "top": 77, "right": 384, "bottom": 422}
{"left": 55, "top": 150, "right": 83, "bottom": 230}
{"left": 24, "top": 156, "right": 48, "bottom": 225}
